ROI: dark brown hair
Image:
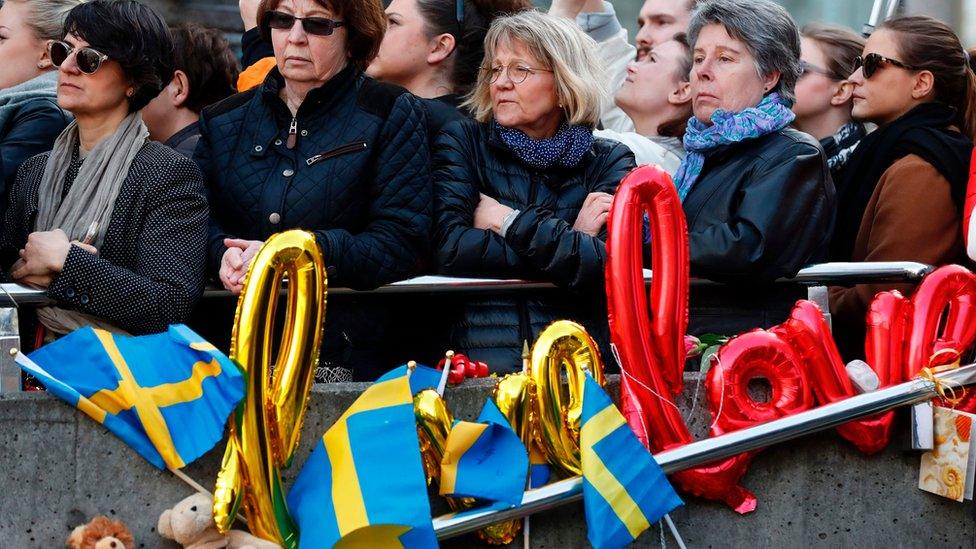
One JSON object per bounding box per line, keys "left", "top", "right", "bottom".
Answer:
{"left": 881, "top": 16, "right": 976, "bottom": 140}
{"left": 257, "top": 0, "right": 386, "bottom": 71}
{"left": 170, "top": 24, "right": 239, "bottom": 113}
{"left": 658, "top": 32, "right": 693, "bottom": 139}
{"left": 801, "top": 22, "right": 864, "bottom": 81}
{"left": 415, "top": 0, "right": 531, "bottom": 96}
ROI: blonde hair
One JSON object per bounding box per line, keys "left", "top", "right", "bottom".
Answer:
{"left": 4, "top": 0, "right": 84, "bottom": 41}
{"left": 463, "top": 10, "right": 606, "bottom": 127}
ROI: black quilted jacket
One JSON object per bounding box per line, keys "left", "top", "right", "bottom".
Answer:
{"left": 433, "top": 119, "right": 635, "bottom": 371}
{"left": 194, "top": 66, "right": 431, "bottom": 379}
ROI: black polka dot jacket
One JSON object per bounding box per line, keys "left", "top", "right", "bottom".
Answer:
{"left": 0, "top": 141, "right": 209, "bottom": 334}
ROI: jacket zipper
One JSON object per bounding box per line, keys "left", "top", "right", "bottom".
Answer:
{"left": 306, "top": 141, "right": 368, "bottom": 166}
{"left": 286, "top": 117, "right": 298, "bottom": 149}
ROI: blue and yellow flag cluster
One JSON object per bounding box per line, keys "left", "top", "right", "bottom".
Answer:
{"left": 581, "top": 373, "right": 683, "bottom": 549}
{"left": 16, "top": 325, "right": 244, "bottom": 470}
{"left": 441, "top": 399, "right": 528, "bottom": 505}
{"left": 286, "top": 367, "right": 436, "bottom": 549}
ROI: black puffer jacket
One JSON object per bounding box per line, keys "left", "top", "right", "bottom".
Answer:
{"left": 194, "top": 66, "right": 431, "bottom": 380}
{"left": 434, "top": 120, "right": 635, "bottom": 371}
{"left": 681, "top": 128, "right": 835, "bottom": 284}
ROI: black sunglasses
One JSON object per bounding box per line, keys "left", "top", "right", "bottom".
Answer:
{"left": 853, "top": 53, "right": 918, "bottom": 79}
{"left": 266, "top": 11, "right": 345, "bottom": 36}
{"left": 49, "top": 40, "right": 109, "bottom": 75}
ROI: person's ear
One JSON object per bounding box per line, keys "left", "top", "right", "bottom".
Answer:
{"left": 37, "top": 40, "right": 54, "bottom": 70}
{"left": 762, "top": 69, "right": 781, "bottom": 94}
{"left": 427, "top": 33, "right": 456, "bottom": 65}
{"left": 668, "top": 81, "right": 693, "bottom": 105}
{"left": 171, "top": 70, "right": 191, "bottom": 109}
{"left": 911, "top": 69, "right": 936, "bottom": 100}
{"left": 831, "top": 80, "right": 855, "bottom": 106}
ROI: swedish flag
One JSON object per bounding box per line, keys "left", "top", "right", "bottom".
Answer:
{"left": 16, "top": 325, "right": 244, "bottom": 470}
{"left": 286, "top": 368, "right": 436, "bottom": 548}
{"left": 440, "top": 399, "right": 528, "bottom": 505}
{"left": 581, "top": 373, "right": 682, "bottom": 549}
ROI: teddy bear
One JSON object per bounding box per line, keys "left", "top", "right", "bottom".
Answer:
{"left": 157, "top": 492, "right": 281, "bottom": 549}
{"left": 66, "top": 516, "right": 135, "bottom": 549}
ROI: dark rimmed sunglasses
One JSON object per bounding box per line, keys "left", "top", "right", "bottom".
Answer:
{"left": 853, "top": 53, "right": 918, "bottom": 79}
{"left": 49, "top": 40, "right": 109, "bottom": 74}
{"left": 266, "top": 11, "right": 345, "bottom": 36}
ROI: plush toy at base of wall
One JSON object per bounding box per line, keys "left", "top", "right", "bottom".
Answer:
{"left": 66, "top": 516, "right": 135, "bottom": 549}
{"left": 158, "top": 492, "right": 280, "bottom": 549}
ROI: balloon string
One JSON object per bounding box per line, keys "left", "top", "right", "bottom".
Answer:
{"left": 620, "top": 367, "right": 682, "bottom": 415}
{"left": 686, "top": 374, "right": 703, "bottom": 425}
{"left": 709, "top": 355, "right": 726, "bottom": 433}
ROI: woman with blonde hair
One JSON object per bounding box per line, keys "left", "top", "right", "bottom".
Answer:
{"left": 434, "top": 10, "right": 635, "bottom": 371}
{"left": 0, "top": 0, "right": 81, "bottom": 202}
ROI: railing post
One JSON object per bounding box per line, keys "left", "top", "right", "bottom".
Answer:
{"left": 0, "top": 307, "right": 21, "bottom": 393}
{"left": 805, "top": 285, "right": 832, "bottom": 331}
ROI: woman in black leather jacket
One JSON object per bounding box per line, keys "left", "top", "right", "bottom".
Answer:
{"left": 194, "top": 0, "right": 431, "bottom": 382}
{"left": 434, "top": 11, "right": 635, "bottom": 372}
{"left": 664, "top": 0, "right": 835, "bottom": 336}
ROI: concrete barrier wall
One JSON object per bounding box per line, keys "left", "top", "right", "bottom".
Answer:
{"left": 1, "top": 375, "right": 972, "bottom": 548}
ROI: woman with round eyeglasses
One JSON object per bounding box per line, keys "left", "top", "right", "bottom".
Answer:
{"left": 0, "top": 0, "right": 81, "bottom": 208}
{"left": 828, "top": 16, "right": 976, "bottom": 360}
{"left": 0, "top": 0, "right": 209, "bottom": 339}
{"left": 193, "top": 0, "right": 432, "bottom": 382}
{"left": 792, "top": 23, "right": 867, "bottom": 181}
{"left": 433, "top": 11, "right": 635, "bottom": 372}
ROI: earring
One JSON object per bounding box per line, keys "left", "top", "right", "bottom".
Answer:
{"left": 37, "top": 62, "right": 45, "bottom": 69}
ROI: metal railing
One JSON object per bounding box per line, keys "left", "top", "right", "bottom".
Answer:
{"left": 0, "top": 261, "right": 934, "bottom": 393}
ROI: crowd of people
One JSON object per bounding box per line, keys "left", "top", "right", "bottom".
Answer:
{"left": 0, "top": 0, "right": 973, "bottom": 380}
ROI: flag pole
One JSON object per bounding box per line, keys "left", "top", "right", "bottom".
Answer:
{"left": 432, "top": 363, "right": 976, "bottom": 539}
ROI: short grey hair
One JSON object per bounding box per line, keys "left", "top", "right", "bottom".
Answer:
{"left": 688, "top": 0, "right": 802, "bottom": 105}
{"left": 4, "top": 0, "right": 85, "bottom": 41}
{"left": 464, "top": 10, "right": 606, "bottom": 127}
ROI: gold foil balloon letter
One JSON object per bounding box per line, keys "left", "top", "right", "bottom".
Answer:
{"left": 212, "top": 230, "right": 326, "bottom": 548}
{"left": 531, "top": 320, "right": 605, "bottom": 476}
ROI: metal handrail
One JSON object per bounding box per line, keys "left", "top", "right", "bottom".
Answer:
{"left": 432, "top": 363, "right": 976, "bottom": 539}
{"left": 0, "top": 262, "right": 935, "bottom": 307}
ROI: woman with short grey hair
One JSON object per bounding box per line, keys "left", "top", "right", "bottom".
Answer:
{"left": 434, "top": 10, "right": 636, "bottom": 371}
{"left": 666, "top": 0, "right": 835, "bottom": 334}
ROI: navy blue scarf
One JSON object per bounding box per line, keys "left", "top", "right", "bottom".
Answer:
{"left": 494, "top": 119, "right": 593, "bottom": 169}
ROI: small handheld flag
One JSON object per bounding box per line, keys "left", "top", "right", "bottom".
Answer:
{"left": 440, "top": 398, "right": 529, "bottom": 505}
{"left": 286, "top": 367, "right": 436, "bottom": 548}
{"left": 581, "top": 372, "right": 682, "bottom": 549}
{"left": 16, "top": 325, "right": 244, "bottom": 470}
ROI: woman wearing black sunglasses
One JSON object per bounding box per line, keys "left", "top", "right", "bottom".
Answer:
{"left": 0, "top": 0, "right": 209, "bottom": 338}
{"left": 194, "top": 0, "right": 432, "bottom": 382}
{"left": 829, "top": 16, "right": 976, "bottom": 359}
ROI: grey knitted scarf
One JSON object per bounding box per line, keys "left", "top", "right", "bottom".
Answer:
{"left": 33, "top": 111, "right": 147, "bottom": 335}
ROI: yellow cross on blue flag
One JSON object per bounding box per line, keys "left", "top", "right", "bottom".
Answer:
{"left": 581, "top": 372, "right": 683, "bottom": 549}
{"left": 286, "top": 367, "right": 436, "bottom": 548}
{"left": 440, "top": 398, "right": 529, "bottom": 505}
{"left": 15, "top": 325, "right": 245, "bottom": 470}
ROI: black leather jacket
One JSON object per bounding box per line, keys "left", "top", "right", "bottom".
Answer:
{"left": 193, "top": 66, "right": 431, "bottom": 379}
{"left": 680, "top": 128, "right": 835, "bottom": 284}
{"left": 434, "top": 120, "right": 635, "bottom": 371}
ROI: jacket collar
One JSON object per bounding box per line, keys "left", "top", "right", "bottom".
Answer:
{"left": 246, "top": 65, "right": 360, "bottom": 156}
